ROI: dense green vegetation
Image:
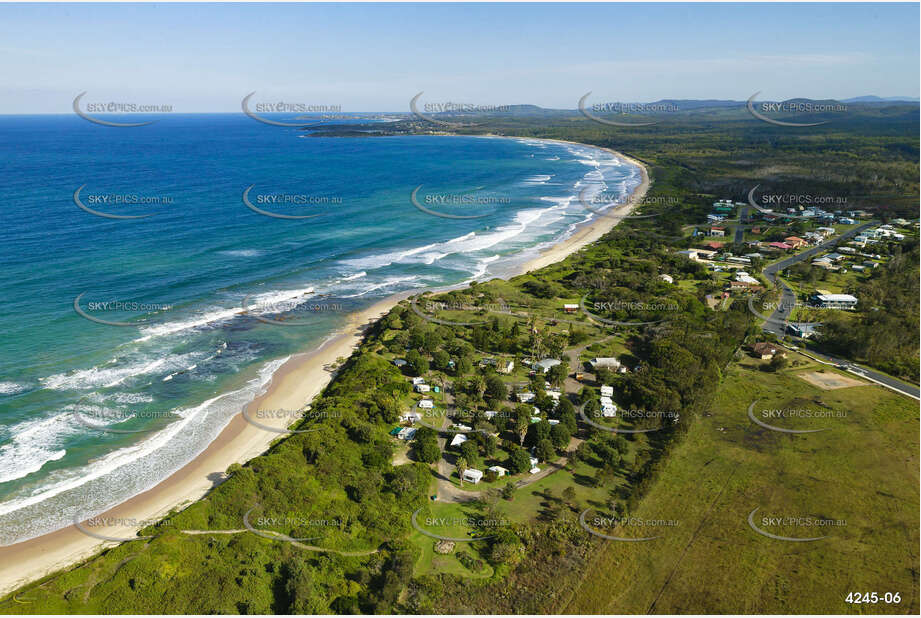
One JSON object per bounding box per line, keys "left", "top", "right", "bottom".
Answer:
{"left": 813, "top": 238, "right": 920, "bottom": 380}
{"left": 3, "top": 103, "right": 917, "bottom": 614}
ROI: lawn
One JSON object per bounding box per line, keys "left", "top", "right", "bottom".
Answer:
{"left": 559, "top": 353, "right": 919, "bottom": 614}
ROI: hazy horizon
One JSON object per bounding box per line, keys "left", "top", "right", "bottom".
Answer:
{"left": 1, "top": 2, "right": 918, "bottom": 114}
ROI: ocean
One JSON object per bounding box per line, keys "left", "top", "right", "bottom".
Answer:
{"left": 0, "top": 114, "right": 641, "bottom": 544}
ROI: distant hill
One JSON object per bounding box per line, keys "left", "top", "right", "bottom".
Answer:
{"left": 842, "top": 95, "right": 920, "bottom": 103}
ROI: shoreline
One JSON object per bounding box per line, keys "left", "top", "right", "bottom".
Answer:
{"left": 0, "top": 136, "right": 649, "bottom": 598}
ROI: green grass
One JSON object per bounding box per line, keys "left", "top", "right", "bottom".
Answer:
{"left": 560, "top": 355, "right": 919, "bottom": 614}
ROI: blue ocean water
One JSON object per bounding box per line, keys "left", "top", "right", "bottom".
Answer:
{"left": 0, "top": 114, "right": 641, "bottom": 543}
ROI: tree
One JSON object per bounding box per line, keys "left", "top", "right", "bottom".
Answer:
{"left": 550, "top": 423, "right": 571, "bottom": 450}
{"left": 561, "top": 486, "right": 577, "bottom": 507}
{"left": 525, "top": 420, "right": 551, "bottom": 448}
{"left": 456, "top": 457, "right": 468, "bottom": 486}
{"left": 413, "top": 432, "right": 441, "bottom": 464}
{"left": 485, "top": 375, "right": 507, "bottom": 403}
{"left": 536, "top": 438, "right": 556, "bottom": 463}
{"left": 432, "top": 349, "right": 451, "bottom": 371}
{"left": 515, "top": 411, "right": 530, "bottom": 445}
{"left": 406, "top": 350, "right": 429, "bottom": 375}
{"left": 460, "top": 440, "right": 480, "bottom": 469}
{"left": 508, "top": 447, "right": 531, "bottom": 474}
{"left": 455, "top": 357, "right": 473, "bottom": 376}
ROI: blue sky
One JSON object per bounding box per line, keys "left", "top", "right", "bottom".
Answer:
{"left": 0, "top": 2, "right": 918, "bottom": 113}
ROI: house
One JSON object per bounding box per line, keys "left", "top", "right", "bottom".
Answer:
{"left": 728, "top": 280, "right": 765, "bottom": 293}
{"left": 517, "top": 391, "right": 535, "bottom": 403}
{"left": 487, "top": 465, "right": 508, "bottom": 477}
{"left": 450, "top": 434, "right": 468, "bottom": 447}
{"left": 839, "top": 246, "right": 856, "bottom": 255}
{"left": 534, "top": 358, "right": 561, "bottom": 373}
{"left": 500, "top": 360, "right": 514, "bottom": 374}
{"left": 400, "top": 411, "right": 422, "bottom": 424}
{"left": 418, "top": 399, "right": 434, "bottom": 409}
{"left": 600, "top": 385, "right": 614, "bottom": 397}
{"left": 397, "top": 427, "right": 417, "bottom": 440}
{"left": 678, "top": 249, "right": 700, "bottom": 261}
{"left": 816, "top": 226, "right": 836, "bottom": 236}
{"left": 851, "top": 264, "right": 866, "bottom": 271}
{"left": 461, "top": 468, "right": 484, "bottom": 484}
{"left": 392, "top": 359, "right": 408, "bottom": 368}
{"left": 659, "top": 274, "right": 674, "bottom": 284}
{"left": 734, "top": 271, "right": 760, "bottom": 285}
{"left": 784, "top": 236, "right": 807, "bottom": 248}
{"left": 751, "top": 342, "right": 783, "bottom": 360}
{"left": 452, "top": 423, "right": 473, "bottom": 432}
{"left": 563, "top": 303, "right": 579, "bottom": 314}
{"left": 788, "top": 322, "right": 820, "bottom": 339}
{"left": 703, "top": 241, "right": 725, "bottom": 251}
{"left": 414, "top": 383, "right": 431, "bottom": 393}
{"left": 768, "top": 242, "right": 793, "bottom": 251}
{"left": 589, "top": 357, "right": 621, "bottom": 370}
{"left": 726, "top": 256, "right": 752, "bottom": 265}
{"left": 710, "top": 227, "right": 726, "bottom": 237}
{"left": 825, "top": 252, "right": 845, "bottom": 262}
{"left": 838, "top": 217, "right": 856, "bottom": 224}
{"left": 811, "top": 293, "right": 858, "bottom": 310}
{"left": 411, "top": 377, "right": 426, "bottom": 385}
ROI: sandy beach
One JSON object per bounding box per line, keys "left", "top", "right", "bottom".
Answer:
{"left": 0, "top": 137, "right": 649, "bottom": 597}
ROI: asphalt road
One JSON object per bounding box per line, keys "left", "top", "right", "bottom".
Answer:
{"left": 757, "top": 220, "right": 918, "bottom": 400}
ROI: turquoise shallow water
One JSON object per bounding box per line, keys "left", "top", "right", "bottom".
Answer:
{"left": 0, "top": 115, "right": 641, "bottom": 542}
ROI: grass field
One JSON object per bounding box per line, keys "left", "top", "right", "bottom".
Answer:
{"left": 558, "top": 353, "right": 919, "bottom": 614}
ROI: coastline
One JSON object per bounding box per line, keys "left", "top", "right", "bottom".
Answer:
{"left": 0, "top": 137, "right": 649, "bottom": 598}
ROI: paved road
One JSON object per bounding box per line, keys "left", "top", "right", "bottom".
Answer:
{"left": 757, "top": 220, "right": 918, "bottom": 400}
{"left": 734, "top": 205, "right": 749, "bottom": 243}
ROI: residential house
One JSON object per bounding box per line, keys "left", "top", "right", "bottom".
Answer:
{"left": 710, "top": 227, "right": 726, "bottom": 237}
{"left": 784, "top": 236, "right": 807, "bottom": 248}
{"left": 534, "top": 358, "right": 561, "bottom": 373}
{"left": 418, "top": 399, "right": 434, "bottom": 409}
{"left": 487, "top": 465, "right": 508, "bottom": 477}
{"left": 461, "top": 468, "right": 484, "bottom": 484}
{"left": 810, "top": 293, "right": 858, "bottom": 310}
{"left": 751, "top": 341, "right": 783, "bottom": 360}
{"left": 563, "top": 303, "right": 579, "bottom": 314}
{"left": 589, "top": 357, "right": 621, "bottom": 370}
{"left": 658, "top": 274, "right": 674, "bottom": 284}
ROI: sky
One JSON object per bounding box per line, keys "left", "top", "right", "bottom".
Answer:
{"left": 0, "top": 2, "right": 918, "bottom": 113}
